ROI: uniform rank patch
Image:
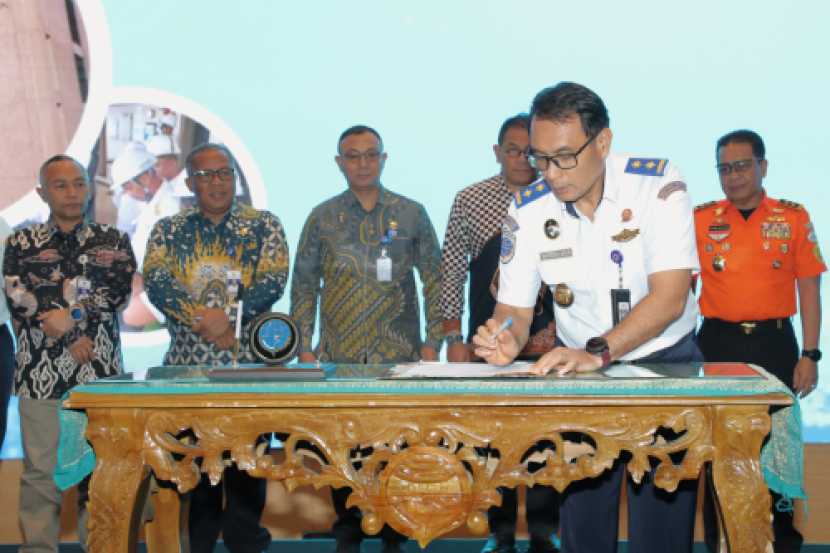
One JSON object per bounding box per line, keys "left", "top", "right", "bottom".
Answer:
{"left": 694, "top": 201, "right": 717, "bottom": 212}
{"left": 624, "top": 158, "right": 667, "bottom": 176}
{"left": 500, "top": 231, "right": 516, "bottom": 264}
{"left": 514, "top": 181, "right": 550, "bottom": 208}
{"left": 540, "top": 248, "right": 573, "bottom": 261}
{"left": 503, "top": 215, "right": 519, "bottom": 232}
{"left": 658, "top": 181, "right": 687, "bottom": 200}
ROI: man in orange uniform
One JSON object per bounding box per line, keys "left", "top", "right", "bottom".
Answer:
{"left": 694, "top": 129, "right": 825, "bottom": 553}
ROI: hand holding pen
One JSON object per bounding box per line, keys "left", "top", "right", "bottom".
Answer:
{"left": 472, "top": 316, "right": 520, "bottom": 367}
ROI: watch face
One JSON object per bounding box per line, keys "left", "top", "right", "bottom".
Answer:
{"left": 249, "top": 312, "right": 301, "bottom": 365}
{"left": 586, "top": 337, "right": 608, "bottom": 353}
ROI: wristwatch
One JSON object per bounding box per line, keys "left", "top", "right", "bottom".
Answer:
{"left": 70, "top": 306, "right": 85, "bottom": 323}
{"left": 586, "top": 337, "right": 612, "bottom": 368}
{"left": 445, "top": 334, "right": 464, "bottom": 346}
{"left": 802, "top": 349, "right": 822, "bottom": 362}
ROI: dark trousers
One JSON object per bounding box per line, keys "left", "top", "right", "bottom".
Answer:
{"left": 189, "top": 462, "right": 271, "bottom": 553}
{"left": 0, "top": 323, "right": 15, "bottom": 451}
{"left": 697, "top": 317, "right": 803, "bottom": 553}
{"left": 488, "top": 484, "right": 560, "bottom": 535}
{"left": 332, "top": 485, "right": 407, "bottom": 546}
{"left": 559, "top": 333, "right": 703, "bottom": 553}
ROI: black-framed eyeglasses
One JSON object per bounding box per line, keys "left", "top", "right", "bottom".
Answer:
{"left": 527, "top": 134, "right": 597, "bottom": 171}
{"left": 342, "top": 150, "right": 383, "bottom": 163}
{"left": 715, "top": 158, "right": 760, "bottom": 176}
{"left": 193, "top": 167, "right": 235, "bottom": 184}
{"left": 502, "top": 147, "right": 528, "bottom": 159}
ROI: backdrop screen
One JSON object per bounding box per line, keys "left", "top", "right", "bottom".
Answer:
{"left": 1, "top": 0, "right": 828, "bottom": 458}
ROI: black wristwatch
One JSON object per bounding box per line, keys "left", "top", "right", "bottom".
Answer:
{"left": 586, "top": 337, "right": 611, "bottom": 368}
{"left": 70, "top": 306, "right": 85, "bottom": 323}
{"left": 802, "top": 349, "right": 822, "bottom": 362}
{"left": 445, "top": 334, "right": 464, "bottom": 346}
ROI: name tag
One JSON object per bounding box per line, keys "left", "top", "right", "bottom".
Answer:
{"left": 77, "top": 278, "right": 92, "bottom": 300}
{"left": 377, "top": 257, "right": 392, "bottom": 282}
{"left": 227, "top": 270, "right": 242, "bottom": 295}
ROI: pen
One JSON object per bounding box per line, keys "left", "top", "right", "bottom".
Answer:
{"left": 489, "top": 317, "right": 514, "bottom": 341}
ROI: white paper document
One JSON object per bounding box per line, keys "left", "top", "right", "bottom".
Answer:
{"left": 388, "top": 362, "right": 537, "bottom": 378}
{"left": 603, "top": 365, "right": 665, "bottom": 378}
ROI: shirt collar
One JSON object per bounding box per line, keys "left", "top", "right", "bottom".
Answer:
{"left": 722, "top": 188, "right": 771, "bottom": 214}
{"left": 563, "top": 156, "right": 617, "bottom": 219}
{"left": 190, "top": 202, "right": 240, "bottom": 225}
{"left": 342, "top": 186, "right": 390, "bottom": 209}
{"left": 44, "top": 216, "right": 89, "bottom": 239}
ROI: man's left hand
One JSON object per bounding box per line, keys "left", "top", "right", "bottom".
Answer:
{"left": 212, "top": 328, "right": 236, "bottom": 351}
{"left": 192, "top": 308, "right": 231, "bottom": 342}
{"left": 37, "top": 308, "right": 75, "bottom": 339}
{"left": 421, "top": 346, "right": 439, "bottom": 361}
{"left": 793, "top": 357, "right": 818, "bottom": 399}
{"left": 530, "top": 346, "right": 603, "bottom": 376}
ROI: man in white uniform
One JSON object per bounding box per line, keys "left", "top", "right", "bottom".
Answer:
{"left": 474, "top": 82, "right": 702, "bottom": 553}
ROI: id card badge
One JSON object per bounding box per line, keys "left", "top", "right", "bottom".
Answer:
{"left": 226, "top": 270, "right": 242, "bottom": 295}
{"left": 77, "top": 278, "right": 92, "bottom": 301}
{"left": 377, "top": 250, "right": 392, "bottom": 282}
{"left": 611, "top": 288, "right": 631, "bottom": 326}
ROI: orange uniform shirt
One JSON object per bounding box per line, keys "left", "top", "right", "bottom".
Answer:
{"left": 694, "top": 191, "right": 826, "bottom": 321}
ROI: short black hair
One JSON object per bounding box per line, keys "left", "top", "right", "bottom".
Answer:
{"left": 529, "top": 82, "right": 609, "bottom": 138}
{"left": 498, "top": 114, "right": 530, "bottom": 146}
{"left": 716, "top": 129, "right": 765, "bottom": 161}
{"left": 38, "top": 154, "right": 88, "bottom": 187}
{"left": 185, "top": 143, "right": 237, "bottom": 178}
{"left": 338, "top": 125, "right": 383, "bottom": 154}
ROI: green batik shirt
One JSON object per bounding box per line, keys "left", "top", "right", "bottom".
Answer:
{"left": 290, "top": 187, "right": 444, "bottom": 363}
{"left": 144, "top": 203, "right": 289, "bottom": 366}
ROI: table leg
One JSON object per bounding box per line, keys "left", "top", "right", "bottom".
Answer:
{"left": 85, "top": 408, "right": 150, "bottom": 553}
{"left": 710, "top": 404, "right": 774, "bottom": 553}
{"left": 145, "top": 484, "right": 190, "bottom": 552}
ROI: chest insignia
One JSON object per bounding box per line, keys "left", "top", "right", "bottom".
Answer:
{"left": 611, "top": 229, "right": 640, "bottom": 243}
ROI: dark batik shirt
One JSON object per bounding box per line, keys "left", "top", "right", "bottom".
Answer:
{"left": 143, "top": 203, "right": 289, "bottom": 366}
{"left": 290, "top": 187, "right": 444, "bottom": 363}
{"left": 3, "top": 219, "right": 135, "bottom": 399}
{"left": 440, "top": 175, "right": 557, "bottom": 359}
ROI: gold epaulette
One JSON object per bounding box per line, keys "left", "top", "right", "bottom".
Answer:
{"left": 777, "top": 199, "right": 804, "bottom": 211}
{"left": 694, "top": 201, "right": 717, "bottom": 212}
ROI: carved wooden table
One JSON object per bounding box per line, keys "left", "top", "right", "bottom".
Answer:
{"left": 61, "top": 364, "right": 794, "bottom": 553}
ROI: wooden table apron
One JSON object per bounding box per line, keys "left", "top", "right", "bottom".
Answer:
{"left": 63, "top": 391, "right": 792, "bottom": 553}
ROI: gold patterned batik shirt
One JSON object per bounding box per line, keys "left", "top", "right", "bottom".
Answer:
{"left": 290, "top": 187, "right": 444, "bottom": 363}
{"left": 144, "top": 203, "right": 289, "bottom": 366}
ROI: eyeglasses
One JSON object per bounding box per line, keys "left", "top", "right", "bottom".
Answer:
{"left": 527, "top": 134, "right": 597, "bottom": 171}
{"left": 502, "top": 147, "right": 528, "bottom": 159}
{"left": 716, "top": 158, "right": 760, "bottom": 176}
{"left": 342, "top": 151, "right": 383, "bottom": 163}
{"left": 193, "top": 167, "right": 235, "bottom": 184}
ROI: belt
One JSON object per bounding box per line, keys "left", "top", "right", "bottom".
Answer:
{"left": 704, "top": 317, "right": 789, "bottom": 335}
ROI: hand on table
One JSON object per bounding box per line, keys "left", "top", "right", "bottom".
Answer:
{"left": 530, "top": 347, "right": 603, "bottom": 376}
{"left": 420, "top": 346, "right": 438, "bottom": 361}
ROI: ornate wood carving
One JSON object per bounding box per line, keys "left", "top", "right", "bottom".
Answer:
{"left": 77, "top": 400, "right": 778, "bottom": 552}
{"left": 710, "top": 405, "right": 774, "bottom": 553}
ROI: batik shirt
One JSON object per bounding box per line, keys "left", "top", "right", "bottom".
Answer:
{"left": 143, "top": 203, "right": 289, "bottom": 366}
{"left": 440, "top": 175, "right": 557, "bottom": 359}
{"left": 290, "top": 187, "right": 443, "bottom": 363}
{"left": 3, "top": 219, "right": 135, "bottom": 399}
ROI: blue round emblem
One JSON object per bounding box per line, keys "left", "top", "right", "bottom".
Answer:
{"left": 611, "top": 250, "right": 623, "bottom": 266}
{"left": 500, "top": 232, "right": 516, "bottom": 264}
{"left": 228, "top": 246, "right": 236, "bottom": 256}
{"left": 258, "top": 319, "right": 291, "bottom": 354}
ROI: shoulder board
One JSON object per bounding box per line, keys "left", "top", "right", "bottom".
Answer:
{"left": 694, "top": 201, "right": 718, "bottom": 212}
{"left": 777, "top": 199, "right": 804, "bottom": 211}
{"left": 624, "top": 157, "right": 667, "bottom": 177}
{"left": 513, "top": 181, "right": 551, "bottom": 208}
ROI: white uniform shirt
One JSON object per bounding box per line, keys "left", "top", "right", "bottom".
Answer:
{"left": 131, "top": 179, "right": 181, "bottom": 270}
{"left": 498, "top": 153, "right": 700, "bottom": 360}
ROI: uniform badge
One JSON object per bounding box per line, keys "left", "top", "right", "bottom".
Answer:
{"left": 722, "top": 243, "right": 732, "bottom": 251}
{"left": 808, "top": 228, "right": 818, "bottom": 243}
{"left": 773, "top": 208, "right": 786, "bottom": 214}
{"left": 338, "top": 212, "right": 346, "bottom": 225}
{"left": 544, "top": 219, "right": 560, "bottom": 240}
{"left": 625, "top": 158, "right": 667, "bottom": 176}
{"left": 705, "top": 244, "right": 713, "bottom": 252}
{"left": 621, "top": 209, "right": 632, "bottom": 222}
{"left": 712, "top": 253, "right": 726, "bottom": 272}
{"left": 500, "top": 232, "right": 516, "bottom": 264}
{"left": 708, "top": 222, "right": 730, "bottom": 242}
{"left": 503, "top": 215, "right": 519, "bottom": 232}
{"left": 763, "top": 242, "right": 771, "bottom": 250}
{"left": 657, "top": 181, "right": 687, "bottom": 200}
{"left": 612, "top": 229, "right": 640, "bottom": 243}
{"left": 388, "top": 220, "right": 398, "bottom": 238}
{"left": 816, "top": 245, "right": 824, "bottom": 263}
{"left": 713, "top": 207, "right": 724, "bottom": 216}
{"left": 553, "top": 283, "right": 574, "bottom": 307}
{"left": 773, "top": 260, "right": 782, "bottom": 269}
{"left": 780, "top": 244, "right": 790, "bottom": 254}
{"left": 540, "top": 249, "right": 573, "bottom": 261}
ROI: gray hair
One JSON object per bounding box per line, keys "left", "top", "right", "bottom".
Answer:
{"left": 184, "top": 143, "right": 237, "bottom": 178}
{"left": 38, "top": 154, "right": 88, "bottom": 187}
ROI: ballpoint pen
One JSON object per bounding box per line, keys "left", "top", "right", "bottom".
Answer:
{"left": 489, "top": 317, "right": 514, "bottom": 341}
